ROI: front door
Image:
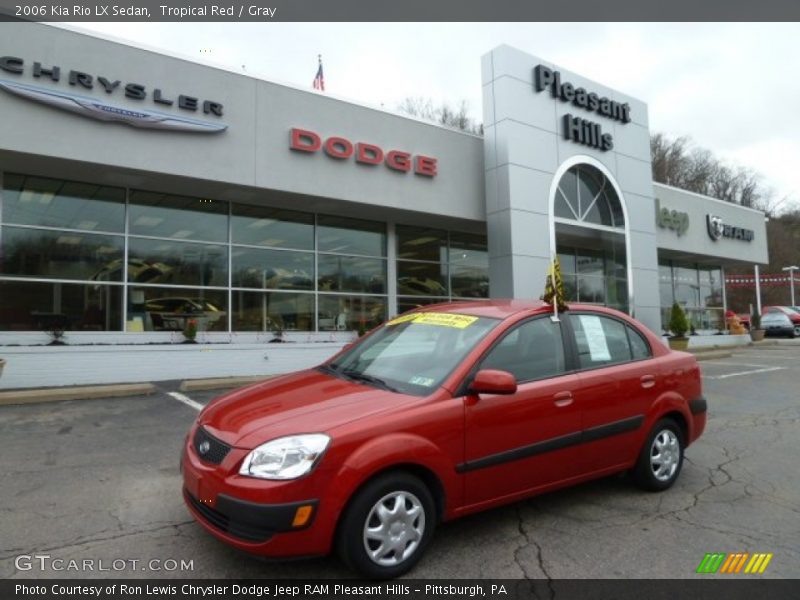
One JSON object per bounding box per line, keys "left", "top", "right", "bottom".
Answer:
{"left": 462, "top": 316, "right": 583, "bottom": 507}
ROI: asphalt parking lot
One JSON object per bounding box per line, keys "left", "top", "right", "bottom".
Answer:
{"left": 1, "top": 345, "right": 799, "bottom": 580}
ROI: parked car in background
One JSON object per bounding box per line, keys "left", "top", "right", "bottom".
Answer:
{"left": 182, "top": 301, "right": 706, "bottom": 578}
{"left": 761, "top": 312, "right": 797, "bottom": 338}
{"left": 762, "top": 306, "right": 800, "bottom": 337}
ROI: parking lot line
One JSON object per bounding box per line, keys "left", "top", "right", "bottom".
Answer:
{"left": 704, "top": 366, "right": 785, "bottom": 380}
{"left": 167, "top": 391, "right": 203, "bottom": 411}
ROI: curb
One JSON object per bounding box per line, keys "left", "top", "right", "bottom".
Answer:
{"left": 692, "top": 351, "right": 733, "bottom": 361}
{"left": 179, "top": 376, "right": 273, "bottom": 392}
{"left": 0, "top": 383, "right": 156, "bottom": 406}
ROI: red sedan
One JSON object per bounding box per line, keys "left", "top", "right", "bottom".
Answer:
{"left": 182, "top": 301, "right": 706, "bottom": 578}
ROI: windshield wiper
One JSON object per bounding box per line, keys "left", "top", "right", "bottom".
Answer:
{"left": 340, "top": 369, "right": 399, "bottom": 393}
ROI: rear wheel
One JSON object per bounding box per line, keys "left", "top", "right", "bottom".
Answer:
{"left": 337, "top": 472, "right": 436, "bottom": 579}
{"left": 793, "top": 324, "right": 800, "bottom": 338}
{"left": 632, "top": 418, "right": 684, "bottom": 491}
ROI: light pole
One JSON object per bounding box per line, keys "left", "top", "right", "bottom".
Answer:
{"left": 783, "top": 266, "right": 799, "bottom": 306}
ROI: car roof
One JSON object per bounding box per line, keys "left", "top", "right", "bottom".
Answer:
{"left": 413, "top": 300, "right": 631, "bottom": 321}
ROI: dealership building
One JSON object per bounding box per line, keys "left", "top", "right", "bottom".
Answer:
{"left": 0, "top": 23, "right": 769, "bottom": 345}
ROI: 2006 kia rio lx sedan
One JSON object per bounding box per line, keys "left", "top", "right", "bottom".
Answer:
{"left": 182, "top": 300, "right": 706, "bottom": 578}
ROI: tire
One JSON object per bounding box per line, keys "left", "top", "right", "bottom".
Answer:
{"left": 337, "top": 472, "right": 436, "bottom": 579}
{"left": 632, "top": 418, "right": 684, "bottom": 492}
{"left": 793, "top": 325, "right": 800, "bottom": 338}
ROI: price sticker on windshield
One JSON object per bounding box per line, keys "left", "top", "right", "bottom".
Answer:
{"left": 387, "top": 312, "right": 478, "bottom": 329}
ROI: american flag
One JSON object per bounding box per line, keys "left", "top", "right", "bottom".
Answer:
{"left": 313, "top": 56, "right": 324, "bottom": 91}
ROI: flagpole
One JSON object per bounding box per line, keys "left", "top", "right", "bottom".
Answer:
{"left": 551, "top": 254, "right": 559, "bottom": 322}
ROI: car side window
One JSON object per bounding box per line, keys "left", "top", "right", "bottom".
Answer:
{"left": 569, "top": 314, "right": 639, "bottom": 368}
{"left": 627, "top": 325, "right": 651, "bottom": 360}
{"left": 479, "top": 318, "right": 566, "bottom": 382}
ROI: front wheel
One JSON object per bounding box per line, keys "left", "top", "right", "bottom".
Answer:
{"left": 337, "top": 472, "right": 436, "bottom": 579}
{"left": 793, "top": 325, "right": 800, "bottom": 338}
{"left": 632, "top": 418, "right": 684, "bottom": 491}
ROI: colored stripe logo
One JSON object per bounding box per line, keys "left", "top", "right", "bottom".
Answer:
{"left": 696, "top": 552, "right": 773, "bottom": 574}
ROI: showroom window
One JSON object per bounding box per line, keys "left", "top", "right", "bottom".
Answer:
{"left": 0, "top": 173, "right": 126, "bottom": 332}
{"left": 231, "top": 204, "right": 314, "bottom": 250}
{"left": 557, "top": 245, "right": 628, "bottom": 312}
{"left": 316, "top": 215, "right": 387, "bottom": 331}
{"left": 554, "top": 165, "right": 625, "bottom": 228}
{"left": 396, "top": 225, "right": 488, "bottom": 310}
{"left": 658, "top": 259, "right": 724, "bottom": 333}
{"left": 0, "top": 172, "right": 395, "bottom": 333}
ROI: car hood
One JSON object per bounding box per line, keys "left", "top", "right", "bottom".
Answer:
{"left": 198, "top": 369, "right": 415, "bottom": 448}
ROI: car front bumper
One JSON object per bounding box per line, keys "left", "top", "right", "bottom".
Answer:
{"left": 181, "top": 432, "right": 334, "bottom": 558}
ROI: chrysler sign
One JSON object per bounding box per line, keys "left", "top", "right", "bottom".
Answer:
{"left": 0, "top": 56, "right": 226, "bottom": 133}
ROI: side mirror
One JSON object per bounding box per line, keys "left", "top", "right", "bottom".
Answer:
{"left": 469, "top": 369, "right": 517, "bottom": 395}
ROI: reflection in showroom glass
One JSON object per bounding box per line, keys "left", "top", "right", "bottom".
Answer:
{"left": 318, "top": 294, "right": 386, "bottom": 331}
{"left": 232, "top": 291, "right": 314, "bottom": 332}
{"left": 127, "top": 238, "right": 228, "bottom": 287}
{"left": 1, "top": 225, "right": 124, "bottom": 281}
{"left": 126, "top": 287, "right": 227, "bottom": 332}
{"left": 0, "top": 280, "right": 123, "bottom": 331}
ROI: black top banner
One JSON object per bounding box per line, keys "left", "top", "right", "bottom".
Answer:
{"left": 1, "top": 0, "right": 800, "bottom": 21}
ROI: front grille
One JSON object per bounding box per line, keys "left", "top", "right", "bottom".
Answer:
{"left": 184, "top": 489, "right": 275, "bottom": 542}
{"left": 193, "top": 427, "right": 231, "bottom": 465}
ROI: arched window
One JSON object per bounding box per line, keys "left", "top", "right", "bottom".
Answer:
{"left": 554, "top": 165, "right": 625, "bottom": 228}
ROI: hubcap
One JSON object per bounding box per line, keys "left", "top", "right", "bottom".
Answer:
{"left": 650, "top": 429, "right": 680, "bottom": 482}
{"left": 363, "top": 491, "right": 425, "bottom": 566}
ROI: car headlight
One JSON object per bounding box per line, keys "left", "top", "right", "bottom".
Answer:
{"left": 239, "top": 434, "right": 330, "bottom": 480}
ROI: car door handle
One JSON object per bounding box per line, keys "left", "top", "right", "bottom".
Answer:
{"left": 640, "top": 375, "right": 656, "bottom": 389}
{"left": 553, "top": 391, "right": 573, "bottom": 407}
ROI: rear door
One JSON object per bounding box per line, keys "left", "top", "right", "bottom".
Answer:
{"left": 462, "top": 316, "right": 583, "bottom": 507}
{"left": 565, "top": 312, "right": 658, "bottom": 474}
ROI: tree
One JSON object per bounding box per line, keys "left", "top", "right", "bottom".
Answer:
{"left": 397, "top": 97, "right": 483, "bottom": 135}
{"left": 650, "top": 132, "right": 782, "bottom": 215}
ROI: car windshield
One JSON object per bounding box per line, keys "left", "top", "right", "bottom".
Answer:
{"left": 324, "top": 312, "right": 499, "bottom": 396}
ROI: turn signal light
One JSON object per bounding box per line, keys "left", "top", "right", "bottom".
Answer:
{"left": 292, "top": 505, "right": 314, "bottom": 528}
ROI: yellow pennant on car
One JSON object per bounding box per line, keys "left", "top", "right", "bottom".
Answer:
{"left": 541, "top": 256, "right": 568, "bottom": 312}
{"left": 387, "top": 312, "right": 479, "bottom": 329}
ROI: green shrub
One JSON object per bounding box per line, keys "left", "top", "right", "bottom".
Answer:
{"left": 669, "top": 302, "right": 690, "bottom": 338}
{"left": 750, "top": 311, "right": 761, "bottom": 330}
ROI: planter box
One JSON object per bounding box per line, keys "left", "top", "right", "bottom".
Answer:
{"left": 0, "top": 358, "right": 5, "bottom": 378}
{"left": 668, "top": 337, "right": 690, "bottom": 351}
{"left": 750, "top": 329, "right": 766, "bottom": 342}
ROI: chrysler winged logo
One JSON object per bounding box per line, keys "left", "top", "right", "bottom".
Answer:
{"left": 198, "top": 441, "right": 211, "bottom": 455}
{"left": 0, "top": 79, "right": 227, "bottom": 133}
{"left": 707, "top": 214, "right": 724, "bottom": 241}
